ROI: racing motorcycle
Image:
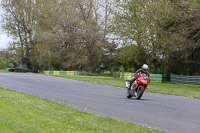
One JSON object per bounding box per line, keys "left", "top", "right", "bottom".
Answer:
{"left": 125, "top": 73, "right": 149, "bottom": 100}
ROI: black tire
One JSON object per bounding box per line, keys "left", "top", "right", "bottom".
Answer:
{"left": 136, "top": 87, "right": 145, "bottom": 100}
{"left": 126, "top": 90, "right": 132, "bottom": 99}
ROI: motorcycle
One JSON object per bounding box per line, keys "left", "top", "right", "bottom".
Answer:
{"left": 125, "top": 73, "right": 149, "bottom": 100}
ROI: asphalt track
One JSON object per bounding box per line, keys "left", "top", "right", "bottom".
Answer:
{"left": 0, "top": 73, "right": 200, "bottom": 133}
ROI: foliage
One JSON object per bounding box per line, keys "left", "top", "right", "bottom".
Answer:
{"left": 112, "top": 0, "right": 168, "bottom": 74}
{"left": 112, "top": 0, "right": 200, "bottom": 78}
{"left": 1, "top": 0, "right": 200, "bottom": 78}
{"left": 150, "top": 0, "right": 200, "bottom": 76}
{"left": 113, "top": 45, "right": 145, "bottom": 72}
{"left": 1, "top": 0, "right": 117, "bottom": 72}
{"left": 0, "top": 50, "right": 18, "bottom": 69}
{"left": 48, "top": 56, "right": 62, "bottom": 70}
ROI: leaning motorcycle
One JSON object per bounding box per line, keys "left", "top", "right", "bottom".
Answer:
{"left": 125, "top": 73, "right": 149, "bottom": 100}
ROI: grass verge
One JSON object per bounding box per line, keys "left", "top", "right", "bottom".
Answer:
{"left": 0, "top": 88, "right": 163, "bottom": 133}
{"left": 0, "top": 69, "right": 8, "bottom": 73}
{"left": 54, "top": 75, "right": 200, "bottom": 99}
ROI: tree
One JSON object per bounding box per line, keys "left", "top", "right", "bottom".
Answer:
{"left": 0, "top": 49, "right": 18, "bottom": 69}
{"left": 150, "top": 0, "right": 200, "bottom": 76}
{"left": 112, "top": 0, "right": 200, "bottom": 78}
{"left": 48, "top": 55, "right": 62, "bottom": 70}
{"left": 113, "top": 0, "right": 164, "bottom": 72}
{"left": 1, "top": 0, "right": 38, "bottom": 68}
{"left": 1, "top": 0, "right": 117, "bottom": 73}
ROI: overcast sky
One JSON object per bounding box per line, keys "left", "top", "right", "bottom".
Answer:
{"left": 0, "top": 0, "right": 13, "bottom": 49}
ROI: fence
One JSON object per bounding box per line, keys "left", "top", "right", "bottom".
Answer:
{"left": 170, "top": 74, "right": 200, "bottom": 86}
{"left": 43, "top": 71, "right": 79, "bottom": 76}
{"left": 113, "top": 72, "right": 120, "bottom": 78}
{"left": 120, "top": 72, "right": 162, "bottom": 83}
{"left": 7, "top": 68, "right": 38, "bottom": 73}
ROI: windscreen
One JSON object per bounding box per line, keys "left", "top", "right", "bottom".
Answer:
{"left": 141, "top": 73, "right": 147, "bottom": 79}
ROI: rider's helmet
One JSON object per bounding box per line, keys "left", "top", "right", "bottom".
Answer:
{"left": 142, "top": 64, "right": 148, "bottom": 72}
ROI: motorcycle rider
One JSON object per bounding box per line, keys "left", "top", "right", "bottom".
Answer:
{"left": 128, "top": 64, "right": 150, "bottom": 90}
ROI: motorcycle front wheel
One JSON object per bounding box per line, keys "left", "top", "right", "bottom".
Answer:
{"left": 135, "top": 87, "right": 145, "bottom": 100}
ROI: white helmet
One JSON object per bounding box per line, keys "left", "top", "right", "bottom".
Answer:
{"left": 142, "top": 64, "right": 148, "bottom": 72}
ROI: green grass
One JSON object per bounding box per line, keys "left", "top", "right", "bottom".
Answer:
{"left": 0, "top": 69, "right": 8, "bottom": 73}
{"left": 148, "top": 82, "right": 200, "bottom": 99}
{"left": 54, "top": 75, "right": 200, "bottom": 99}
{"left": 0, "top": 88, "right": 163, "bottom": 133}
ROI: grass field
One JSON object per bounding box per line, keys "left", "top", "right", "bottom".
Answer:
{"left": 54, "top": 75, "right": 200, "bottom": 99}
{"left": 0, "top": 69, "right": 8, "bottom": 73}
{"left": 0, "top": 88, "right": 164, "bottom": 133}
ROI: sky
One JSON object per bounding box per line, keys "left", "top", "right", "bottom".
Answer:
{"left": 0, "top": 0, "right": 13, "bottom": 49}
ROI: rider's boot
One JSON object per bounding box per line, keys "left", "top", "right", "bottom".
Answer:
{"left": 127, "top": 81, "right": 133, "bottom": 90}
{"left": 125, "top": 82, "right": 129, "bottom": 88}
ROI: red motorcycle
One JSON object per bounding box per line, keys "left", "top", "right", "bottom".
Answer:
{"left": 125, "top": 73, "right": 149, "bottom": 100}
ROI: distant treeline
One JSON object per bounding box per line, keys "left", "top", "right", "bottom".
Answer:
{"left": 1, "top": 0, "right": 200, "bottom": 80}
